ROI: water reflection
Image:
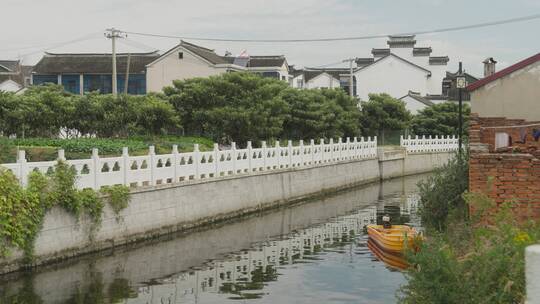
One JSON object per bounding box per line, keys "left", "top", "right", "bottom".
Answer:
{"left": 0, "top": 174, "right": 425, "bottom": 304}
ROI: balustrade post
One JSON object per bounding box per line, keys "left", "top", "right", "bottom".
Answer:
{"left": 288, "top": 140, "right": 293, "bottom": 167}
{"left": 91, "top": 148, "right": 99, "bottom": 190}
{"left": 231, "top": 142, "right": 237, "bottom": 175}
{"left": 310, "top": 139, "right": 315, "bottom": 165}
{"left": 298, "top": 140, "right": 304, "bottom": 166}
{"left": 17, "top": 150, "right": 28, "bottom": 187}
{"left": 172, "top": 144, "right": 179, "bottom": 182}
{"left": 193, "top": 144, "right": 200, "bottom": 180}
{"left": 345, "top": 137, "right": 350, "bottom": 160}
{"left": 320, "top": 138, "right": 325, "bottom": 163}
{"left": 275, "top": 141, "right": 281, "bottom": 168}
{"left": 353, "top": 137, "right": 358, "bottom": 159}
{"left": 122, "top": 147, "right": 129, "bottom": 186}
{"left": 329, "top": 138, "right": 334, "bottom": 162}
{"left": 261, "top": 141, "right": 267, "bottom": 171}
{"left": 57, "top": 149, "right": 66, "bottom": 162}
{"left": 373, "top": 136, "right": 378, "bottom": 157}
{"left": 213, "top": 143, "right": 219, "bottom": 177}
{"left": 247, "top": 141, "right": 253, "bottom": 172}
{"left": 149, "top": 146, "right": 156, "bottom": 185}
{"left": 337, "top": 137, "right": 343, "bottom": 161}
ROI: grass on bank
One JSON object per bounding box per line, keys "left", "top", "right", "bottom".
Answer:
{"left": 0, "top": 136, "right": 214, "bottom": 163}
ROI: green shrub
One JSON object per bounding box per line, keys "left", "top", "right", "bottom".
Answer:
{"left": 417, "top": 151, "right": 469, "bottom": 231}
{"left": 399, "top": 197, "right": 533, "bottom": 304}
{"left": 0, "top": 169, "right": 44, "bottom": 259}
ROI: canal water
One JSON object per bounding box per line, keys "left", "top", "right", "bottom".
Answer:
{"left": 0, "top": 174, "right": 426, "bottom": 304}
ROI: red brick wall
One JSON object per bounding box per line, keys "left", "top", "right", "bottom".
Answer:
{"left": 469, "top": 114, "right": 540, "bottom": 221}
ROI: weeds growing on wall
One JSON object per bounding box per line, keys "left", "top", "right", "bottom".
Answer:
{"left": 100, "top": 185, "right": 130, "bottom": 215}
{"left": 0, "top": 161, "right": 130, "bottom": 261}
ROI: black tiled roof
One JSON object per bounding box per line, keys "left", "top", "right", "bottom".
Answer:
{"left": 247, "top": 56, "right": 286, "bottom": 68}
{"left": 429, "top": 56, "right": 450, "bottom": 65}
{"left": 372, "top": 48, "right": 390, "bottom": 57}
{"left": 33, "top": 52, "right": 160, "bottom": 74}
{"left": 400, "top": 91, "right": 434, "bottom": 107}
{"left": 413, "top": 47, "right": 432, "bottom": 56}
{"left": 0, "top": 60, "right": 19, "bottom": 72}
{"left": 180, "top": 41, "right": 229, "bottom": 65}
{"left": 355, "top": 58, "right": 375, "bottom": 66}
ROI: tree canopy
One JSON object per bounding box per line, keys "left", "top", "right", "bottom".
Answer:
{"left": 359, "top": 93, "right": 412, "bottom": 137}
{"left": 163, "top": 72, "right": 361, "bottom": 144}
{"left": 411, "top": 102, "right": 471, "bottom": 136}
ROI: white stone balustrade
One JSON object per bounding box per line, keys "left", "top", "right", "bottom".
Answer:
{"left": 0, "top": 137, "right": 378, "bottom": 190}
{"left": 400, "top": 135, "right": 459, "bottom": 153}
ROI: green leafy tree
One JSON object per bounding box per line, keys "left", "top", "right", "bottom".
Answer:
{"left": 360, "top": 93, "right": 411, "bottom": 139}
{"left": 411, "top": 102, "right": 471, "bottom": 136}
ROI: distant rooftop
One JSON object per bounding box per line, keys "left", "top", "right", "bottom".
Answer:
{"left": 33, "top": 52, "right": 160, "bottom": 74}
{"left": 387, "top": 35, "right": 416, "bottom": 48}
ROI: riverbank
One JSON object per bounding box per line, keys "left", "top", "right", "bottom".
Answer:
{"left": 0, "top": 173, "right": 427, "bottom": 303}
{"left": 0, "top": 149, "right": 454, "bottom": 275}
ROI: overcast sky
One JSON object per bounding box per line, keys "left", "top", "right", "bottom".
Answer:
{"left": 1, "top": 0, "right": 539, "bottom": 76}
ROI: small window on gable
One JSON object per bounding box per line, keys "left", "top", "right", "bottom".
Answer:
{"left": 495, "top": 132, "right": 509, "bottom": 149}
{"left": 178, "top": 52, "right": 183, "bottom": 59}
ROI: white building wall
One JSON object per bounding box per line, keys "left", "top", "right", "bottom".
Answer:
{"left": 292, "top": 74, "right": 304, "bottom": 89}
{"left": 355, "top": 56, "right": 430, "bottom": 100}
{"left": 146, "top": 48, "right": 226, "bottom": 93}
{"left": 0, "top": 79, "right": 22, "bottom": 92}
{"left": 400, "top": 96, "right": 429, "bottom": 115}
{"left": 426, "top": 64, "right": 447, "bottom": 95}
{"left": 305, "top": 73, "right": 340, "bottom": 89}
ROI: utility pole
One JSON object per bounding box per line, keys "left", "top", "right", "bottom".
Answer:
{"left": 124, "top": 52, "right": 131, "bottom": 94}
{"left": 342, "top": 58, "right": 356, "bottom": 97}
{"left": 105, "top": 28, "right": 125, "bottom": 96}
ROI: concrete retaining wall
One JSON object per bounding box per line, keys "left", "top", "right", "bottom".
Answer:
{"left": 0, "top": 150, "right": 453, "bottom": 274}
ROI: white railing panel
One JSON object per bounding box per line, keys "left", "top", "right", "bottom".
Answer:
{"left": 0, "top": 137, "right": 381, "bottom": 190}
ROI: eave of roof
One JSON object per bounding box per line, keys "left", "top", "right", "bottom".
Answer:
{"left": 466, "top": 52, "right": 540, "bottom": 92}
{"left": 399, "top": 91, "right": 434, "bottom": 107}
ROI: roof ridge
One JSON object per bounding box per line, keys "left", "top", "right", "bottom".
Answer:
{"left": 180, "top": 40, "right": 216, "bottom": 53}
{"left": 467, "top": 52, "right": 540, "bottom": 92}
{"left": 44, "top": 51, "right": 159, "bottom": 56}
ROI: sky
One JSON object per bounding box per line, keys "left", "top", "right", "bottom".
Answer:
{"left": 1, "top": 0, "right": 540, "bottom": 76}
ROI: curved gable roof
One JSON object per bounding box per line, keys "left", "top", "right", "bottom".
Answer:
{"left": 355, "top": 53, "right": 432, "bottom": 76}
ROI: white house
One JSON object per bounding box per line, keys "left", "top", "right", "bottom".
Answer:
{"left": 292, "top": 69, "right": 343, "bottom": 89}
{"left": 399, "top": 91, "right": 435, "bottom": 114}
{"left": 353, "top": 35, "right": 449, "bottom": 102}
{"left": 0, "top": 60, "right": 31, "bottom": 92}
{"left": 146, "top": 40, "right": 291, "bottom": 92}
{"left": 0, "top": 79, "right": 22, "bottom": 92}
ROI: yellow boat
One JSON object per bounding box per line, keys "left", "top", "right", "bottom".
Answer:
{"left": 367, "top": 238, "right": 408, "bottom": 270}
{"left": 366, "top": 224, "right": 419, "bottom": 253}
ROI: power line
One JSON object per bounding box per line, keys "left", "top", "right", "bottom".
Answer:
{"left": 119, "top": 13, "right": 540, "bottom": 43}
{"left": 0, "top": 32, "right": 101, "bottom": 53}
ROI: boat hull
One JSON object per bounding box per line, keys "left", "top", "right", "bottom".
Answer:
{"left": 367, "top": 224, "right": 418, "bottom": 253}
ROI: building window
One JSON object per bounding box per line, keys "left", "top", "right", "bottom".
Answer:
{"left": 296, "top": 79, "right": 303, "bottom": 89}
{"left": 179, "top": 52, "right": 183, "bottom": 59}
{"left": 495, "top": 132, "right": 510, "bottom": 149}
{"left": 339, "top": 76, "right": 357, "bottom": 96}
{"left": 281, "top": 75, "right": 286, "bottom": 81}
{"left": 33, "top": 75, "right": 58, "bottom": 85}
{"left": 261, "top": 71, "right": 280, "bottom": 79}
{"left": 61, "top": 74, "right": 80, "bottom": 94}
{"left": 83, "top": 74, "right": 112, "bottom": 94}
{"left": 117, "top": 74, "right": 146, "bottom": 95}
